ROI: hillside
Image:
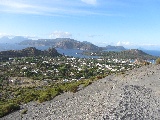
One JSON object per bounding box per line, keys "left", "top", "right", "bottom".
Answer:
{"left": 0, "top": 47, "right": 61, "bottom": 61}
{"left": 2, "top": 64, "right": 160, "bottom": 119}
{"left": 54, "top": 39, "right": 100, "bottom": 50}
{"left": 83, "top": 49, "right": 158, "bottom": 60}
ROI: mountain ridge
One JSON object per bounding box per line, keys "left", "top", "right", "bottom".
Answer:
{"left": 0, "top": 36, "right": 126, "bottom": 51}
{"left": 83, "top": 49, "right": 158, "bottom": 60}
{"left": 19, "top": 38, "right": 101, "bottom": 50}
{"left": 0, "top": 47, "right": 61, "bottom": 61}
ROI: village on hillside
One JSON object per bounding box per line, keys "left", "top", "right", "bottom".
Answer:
{"left": 0, "top": 47, "right": 158, "bottom": 117}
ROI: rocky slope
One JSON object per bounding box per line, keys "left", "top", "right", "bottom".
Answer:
{"left": 2, "top": 64, "right": 160, "bottom": 120}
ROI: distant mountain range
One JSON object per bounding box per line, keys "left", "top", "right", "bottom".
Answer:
{"left": 0, "top": 36, "right": 159, "bottom": 59}
{"left": 19, "top": 38, "right": 101, "bottom": 50}
{"left": 0, "top": 36, "right": 31, "bottom": 44}
{"left": 0, "top": 36, "right": 126, "bottom": 51}
{"left": 18, "top": 37, "right": 125, "bottom": 51}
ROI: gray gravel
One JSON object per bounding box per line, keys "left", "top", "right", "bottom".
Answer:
{"left": 1, "top": 64, "right": 160, "bottom": 120}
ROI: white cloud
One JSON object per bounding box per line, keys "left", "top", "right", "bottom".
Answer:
{"left": 49, "top": 31, "right": 72, "bottom": 38}
{"left": 0, "top": 33, "right": 8, "bottom": 37}
{"left": 81, "top": 0, "right": 97, "bottom": 5}
{"left": 0, "top": 33, "right": 15, "bottom": 38}
{"left": 0, "top": 33, "right": 39, "bottom": 39}
{"left": 0, "top": 0, "right": 61, "bottom": 16}
{"left": 116, "top": 41, "right": 131, "bottom": 46}
{"left": 0, "top": 0, "right": 34, "bottom": 9}
{"left": 0, "top": 0, "right": 121, "bottom": 17}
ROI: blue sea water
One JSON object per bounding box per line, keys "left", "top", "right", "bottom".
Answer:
{"left": 56, "top": 48, "right": 99, "bottom": 58}
{"left": 143, "top": 50, "right": 160, "bottom": 57}
{"left": 0, "top": 43, "right": 159, "bottom": 58}
{"left": 0, "top": 44, "right": 97, "bottom": 58}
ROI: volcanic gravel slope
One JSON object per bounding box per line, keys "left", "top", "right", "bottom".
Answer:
{"left": 1, "top": 64, "right": 160, "bottom": 120}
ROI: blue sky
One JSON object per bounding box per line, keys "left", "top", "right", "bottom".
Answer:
{"left": 0, "top": 0, "right": 160, "bottom": 50}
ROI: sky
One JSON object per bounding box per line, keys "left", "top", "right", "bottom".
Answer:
{"left": 0, "top": 0, "right": 160, "bottom": 50}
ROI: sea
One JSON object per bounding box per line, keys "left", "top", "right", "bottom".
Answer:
{"left": 0, "top": 43, "right": 160, "bottom": 58}
{"left": 0, "top": 43, "right": 97, "bottom": 58}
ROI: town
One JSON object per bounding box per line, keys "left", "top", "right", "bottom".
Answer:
{"left": 0, "top": 48, "right": 154, "bottom": 117}
{"left": 0, "top": 55, "right": 140, "bottom": 87}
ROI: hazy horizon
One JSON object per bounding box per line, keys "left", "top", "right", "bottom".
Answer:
{"left": 0, "top": 36, "right": 160, "bottom": 51}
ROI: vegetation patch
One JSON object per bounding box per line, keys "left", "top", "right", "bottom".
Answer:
{"left": 0, "top": 102, "right": 20, "bottom": 117}
{"left": 156, "top": 58, "right": 160, "bottom": 64}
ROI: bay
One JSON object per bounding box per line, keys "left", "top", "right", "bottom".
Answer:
{"left": 0, "top": 43, "right": 159, "bottom": 58}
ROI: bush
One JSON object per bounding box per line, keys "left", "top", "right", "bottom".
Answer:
{"left": 83, "top": 80, "right": 92, "bottom": 87}
{"left": 38, "top": 92, "right": 52, "bottom": 103}
{"left": 38, "top": 88, "right": 60, "bottom": 103}
{"left": 0, "top": 103, "right": 20, "bottom": 117}
{"left": 156, "top": 58, "right": 160, "bottom": 64}
{"left": 23, "top": 92, "right": 38, "bottom": 103}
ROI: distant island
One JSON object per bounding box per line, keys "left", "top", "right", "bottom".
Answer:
{"left": 0, "top": 36, "right": 159, "bottom": 59}
{"left": 19, "top": 38, "right": 101, "bottom": 50}
{"left": 0, "top": 36, "right": 125, "bottom": 51}
{"left": 19, "top": 38, "right": 126, "bottom": 51}
{"left": 102, "top": 45, "right": 126, "bottom": 51}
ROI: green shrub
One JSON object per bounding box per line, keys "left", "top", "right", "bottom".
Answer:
{"left": 0, "top": 103, "right": 20, "bottom": 117}
{"left": 156, "top": 58, "right": 160, "bottom": 64}
{"left": 83, "top": 80, "right": 92, "bottom": 87}
{"left": 54, "top": 86, "right": 63, "bottom": 93}
{"left": 38, "top": 87, "right": 60, "bottom": 103}
{"left": 23, "top": 92, "right": 38, "bottom": 103}
{"left": 38, "top": 91, "right": 52, "bottom": 103}
{"left": 58, "top": 82, "right": 80, "bottom": 93}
